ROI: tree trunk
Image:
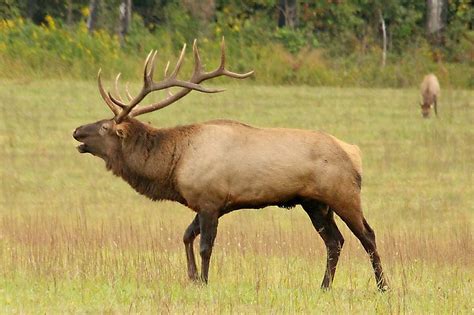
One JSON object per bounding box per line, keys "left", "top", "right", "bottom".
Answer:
{"left": 87, "top": 0, "right": 99, "bottom": 33}
{"left": 426, "top": 0, "right": 446, "bottom": 44}
{"left": 119, "top": 0, "right": 132, "bottom": 47}
{"left": 26, "top": 0, "right": 36, "bottom": 21}
{"left": 278, "top": 0, "right": 298, "bottom": 28}
{"left": 379, "top": 9, "right": 387, "bottom": 67}
{"left": 66, "top": 0, "right": 73, "bottom": 26}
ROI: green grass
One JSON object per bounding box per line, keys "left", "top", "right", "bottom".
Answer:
{"left": 0, "top": 80, "right": 473, "bottom": 313}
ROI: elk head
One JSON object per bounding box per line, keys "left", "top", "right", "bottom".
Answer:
{"left": 73, "top": 38, "right": 253, "bottom": 162}
{"left": 420, "top": 101, "right": 431, "bottom": 118}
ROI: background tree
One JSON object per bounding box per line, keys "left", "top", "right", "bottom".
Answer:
{"left": 119, "top": 0, "right": 132, "bottom": 46}
{"left": 87, "top": 0, "right": 99, "bottom": 33}
{"left": 278, "top": 0, "right": 298, "bottom": 28}
{"left": 426, "top": 0, "right": 447, "bottom": 45}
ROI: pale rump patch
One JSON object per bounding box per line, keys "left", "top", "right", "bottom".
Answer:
{"left": 328, "top": 135, "right": 362, "bottom": 177}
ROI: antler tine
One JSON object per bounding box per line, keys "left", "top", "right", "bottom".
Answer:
{"left": 219, "top": 36, "right": 226, "bottom": 70}
{"left": 168, "top": 44, "right": 187, "bottom": 79}
{"left": 195, "top": 37, "right": 254, "bottom": 81}
{"left": 125, "top": 82, "right": 133, "bottom": 101}
{"left": 222, "top": 68, "right": 255, "bottom": 79}
{"left": 192, "top": 39, "right": 203, "bottom": 75}
{"left": 113, "top": 50, "right": 156, "bottom": 109}
{"left": 163, "top": 61, "right": 173, "bottom": 97}
{"left": 108, "top": 91, "right": 128, "bottom": 108}
{"left": 114, "top": 73, "right": 125, "bottom": 102}
{"left": 147, "top": 50, "right": 158, "bottom": 80}
{"left": 164, "top": 60, "right": 171, "bottom": 77}
{"left": 216, "top": 37, "right": 254, "bottom": 78}
{"left": 142, "top": 50, "right": 154, "bottom": 81}
{"left": 97, "top": 69, "right": 121, "bottom": 115}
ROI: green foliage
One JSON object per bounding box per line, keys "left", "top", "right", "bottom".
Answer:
{"left": 273, "top": 27, "right": 314, "bottom": 53}
{"left": 301, "top": 0, "right": 364, "bottom": 39}
{"left": 0, "top": 0, "right": 20, "bottom": 19}
{"left": 383, "top": 2, "right": 425, "bottom": 53}
{"left": 161, "top": 2, "right": 201, "bottom": 45}
{"left": 445, "top": 0, "right": 474, "bottom": 62}
{"left": 0, "top": 17, "right": 124, "bottom": 78}
{"left": 4, "top": 0, "right": 89, "bottom": 24}
{"left": 0, "top": 2, "right": 472, "bottom": 88}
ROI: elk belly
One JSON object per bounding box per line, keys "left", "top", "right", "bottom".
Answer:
{"left": 176, "top": 126, "right": 321, "bottom": 211}
{"left": 178, "top": 158, "right": 311, "bottom": 212}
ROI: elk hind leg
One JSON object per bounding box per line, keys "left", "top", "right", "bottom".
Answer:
{"left": 339, "top": 209, "right": 388, "bottom": 291}
{"left": 302, "top": 201, "right": 344, "bottom": 289}
{"left": 183, "top": 214, "right": 200, "bottom": 281}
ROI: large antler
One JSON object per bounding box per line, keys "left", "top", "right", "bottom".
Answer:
{"left": 98, "top": 37, "right": 254, "bottom": 123}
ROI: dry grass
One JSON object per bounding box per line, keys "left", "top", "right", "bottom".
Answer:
{"left": 0, "top": 80, "right": 472, "bottom": 313}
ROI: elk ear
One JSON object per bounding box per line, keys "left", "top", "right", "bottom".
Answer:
{"left": 115, "top": 124, "right": 128, "bottom": 138}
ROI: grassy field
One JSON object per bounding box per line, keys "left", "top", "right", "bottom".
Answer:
{"left": 0, "top": 80, "right": 472, "bottom": 313}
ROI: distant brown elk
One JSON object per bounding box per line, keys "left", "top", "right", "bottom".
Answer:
{"left": 420, "top": 73, "right": 440, "bottom": 118}
{"left": 73, "top": 39, "right": 388, "bottom": 291}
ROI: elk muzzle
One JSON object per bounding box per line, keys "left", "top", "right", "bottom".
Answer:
{"left": 421, "top": 104, "right": 431, "bottom": 118}
{"left": 73, "top": 127, "right": 89, "bottom": 153}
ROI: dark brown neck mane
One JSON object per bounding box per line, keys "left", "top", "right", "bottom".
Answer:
{"left": 105, "top": 119, "right": 195, "bottom": 205}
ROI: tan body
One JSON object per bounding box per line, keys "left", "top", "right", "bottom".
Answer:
{"left": 73, "top": 39, "right": 388, "bottom": 290}
{"left": 178, "top": 120, "right": 362, "bottom": 216}
{"left": 420, "top": 74, "right": 440, "bottom": 118}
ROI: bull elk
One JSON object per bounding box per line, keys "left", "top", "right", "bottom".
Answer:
{"left": 73, "top": 38, "right": 388, "bottom": 291}
{"left": 420, "top": 73, "right": 440, "bottom": 118}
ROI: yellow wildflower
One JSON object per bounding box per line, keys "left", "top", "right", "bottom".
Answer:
{"left": 45, "top": 15, "right": 56, "bottom": 30}
{"left": 81, "top": 6, "right": 90, "bottom": 17}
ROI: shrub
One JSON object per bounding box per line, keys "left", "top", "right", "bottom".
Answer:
{"left": 0, "top": 16, "right": 472, "bottom": 88}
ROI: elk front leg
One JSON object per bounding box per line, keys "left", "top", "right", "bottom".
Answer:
{"left": 183, "top": 214, "right": 200, "bottom": 281}
{"left": 199, "top": 211, "right": 219, "bottom": 283}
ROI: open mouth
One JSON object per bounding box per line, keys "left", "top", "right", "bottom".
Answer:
{"left": 76, "top": 143, "right": 88, "bottom": 153}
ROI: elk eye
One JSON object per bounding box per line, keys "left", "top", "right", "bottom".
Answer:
{"left": 101, "top": 125, "right": 109, "bottom": 131}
